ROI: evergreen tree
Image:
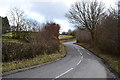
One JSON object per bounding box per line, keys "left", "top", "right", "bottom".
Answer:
{"left": 2, "top": 16, "right": 10, "bottom": 33}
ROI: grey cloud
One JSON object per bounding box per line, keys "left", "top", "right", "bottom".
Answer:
{"left": 28, "top": 2, "right": 69, "bottom": 20}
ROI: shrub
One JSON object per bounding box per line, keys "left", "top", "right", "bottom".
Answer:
{"left": 76, "top": 28, "right": 92, "bottom": 43}
{"left": 2, "top": 42, "right": 32, "bottom": 62}
{"left": 2, "top": 41, "right": 60, "bottom": 62}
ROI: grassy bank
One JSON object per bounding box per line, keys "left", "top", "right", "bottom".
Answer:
{"left": 2, "top": 44, "right": 67, "bottom": 73}
{"left": 75, "top": 43, "right": 120, "bottom": 75}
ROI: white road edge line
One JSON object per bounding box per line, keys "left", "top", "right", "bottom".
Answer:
{"left": 55, "top": 68, "right": 73, "bottom": 79}
{"left": 87, "top": 53, "right": 91, "bottom": 55}
{"left": 81, "top": 47, "right": 84, "bottom": 49}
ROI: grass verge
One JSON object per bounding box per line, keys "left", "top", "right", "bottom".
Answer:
{"left": 2, "top": 44, "right": 67, "bottom": 73}
{"left": 75, "top": 43, "right": 120, "bottom": 75}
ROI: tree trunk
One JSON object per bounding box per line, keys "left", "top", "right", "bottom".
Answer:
{"left": 90, "top": 30, "right": 96, "bottom": 46}
{"left": 118, "top": 13, "right": 120, "bottom": 73}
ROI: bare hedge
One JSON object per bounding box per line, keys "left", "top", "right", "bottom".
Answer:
{"left": 2, "top": 41, "right": 59, "bottom": 62}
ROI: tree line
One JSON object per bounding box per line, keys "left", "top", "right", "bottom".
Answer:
{"left": 65, "top": 0, "right": 119, "bottom": 56}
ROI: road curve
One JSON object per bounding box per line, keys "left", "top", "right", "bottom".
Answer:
{"left": 3, "top": 41, "right": 115, "bottom": 78}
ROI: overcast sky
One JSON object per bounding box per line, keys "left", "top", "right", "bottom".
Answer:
{"left": 0, "top": 0, "right": 118, "bottom": 32}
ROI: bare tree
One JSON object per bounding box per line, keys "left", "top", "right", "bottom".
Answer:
{"left": 7, "top": 7, "right": 35, "bottom": 41}
{"left": 65, "top": 0, "right": 105, "bottom": 44}
{"left": 118, "top": 1, "right": 120, "bottom": 58}
{"left": 25, "top": 18, "right": 40, "bottom": 32}
{"left": 8, "top": 7, "right": 26, "bottom": 39}
{"left": 8, "top": 7, "right": 26, "bottom": 31}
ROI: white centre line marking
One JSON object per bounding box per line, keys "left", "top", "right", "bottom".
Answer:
{"left": 81, "top": 56, "right": 83, "bottom": 59}
{"left": 55, "top": 45, "right": 84, "bottom": 79}
{"left": 80, "top": 52, "right": 82, "bottom": 56}
{"left": 55, "top": 68, "right": 73, "bottom": 79}
{"left": 77, "top": 60, "right": 82, "bottom": 65}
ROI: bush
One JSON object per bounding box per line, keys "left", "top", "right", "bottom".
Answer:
{"left": 76, "top": 28, "right": 91, "bottom": 43}
{"left": 2, "top": 41, "right": 60, "bottom": 62}
{"left": 2, "top": 42, "right": 32, "bottom": 62}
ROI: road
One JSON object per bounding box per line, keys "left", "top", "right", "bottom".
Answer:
{"left": 3, "top": 41, "right": 116, "bottom": 79}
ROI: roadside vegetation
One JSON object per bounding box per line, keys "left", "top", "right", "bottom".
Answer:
{"left": 3, "top": 44, "right": 66, "bottom": 72}
{"left": 65, "top": 0, "right": 120, "bottom": 75}
{"left": 2, "top": 7, "right": 67, "bottom": 73}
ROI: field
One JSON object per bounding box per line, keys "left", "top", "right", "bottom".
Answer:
{"left": 2, "top": 33, "right": 76, "bottom": 43}
{"left": 2, "top": 32, "right": 13, "bottom": 37}
{"left": 59, "top": 35, "right": 76, "bottom": 43}
{"left": 2, "top": 32, "right": 22, "bottom": 43}
{"left": 59, "top": 35, "right": 73, "bottom": 39}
